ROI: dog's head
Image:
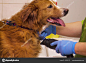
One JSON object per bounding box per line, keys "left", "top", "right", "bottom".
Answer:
{"left": 21, "top": 0, "right": 69, "bottom": 32}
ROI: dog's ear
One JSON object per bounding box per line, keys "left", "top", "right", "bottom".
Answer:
{"left": 21, "top": 3, "right": 38, "bottom": 22}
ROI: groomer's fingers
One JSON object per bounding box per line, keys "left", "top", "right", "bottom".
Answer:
{"left": 55, "top": 43, "right": 60, "bottom": 53}
{"left": 50, "top": 41, "right": 60, "bottom": 46}
{"left": 41, "top": 32, "right": 45, "bottom": 36}
{"left": 44, "top": 33, "right": 47, "bottom": 37}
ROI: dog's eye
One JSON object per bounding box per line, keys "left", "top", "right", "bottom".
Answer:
{"left": 47, "top": 5, "right": 53, "bottom": 8}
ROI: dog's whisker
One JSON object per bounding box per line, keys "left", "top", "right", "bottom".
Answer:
{"left": 66, "top": 1, "right": 74, "bottom": 8}
{"left": 21, "top": 38, "right": 32, "bottom": 47}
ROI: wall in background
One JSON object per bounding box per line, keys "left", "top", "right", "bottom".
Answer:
{"left": 0, "top": 0, "right": 33, "bottom": 20}
{"left": 0, "top": 0, "right": 86, "bottom": 23}
{"left": 57, "top": 0, "right": 86, "bottom": 23}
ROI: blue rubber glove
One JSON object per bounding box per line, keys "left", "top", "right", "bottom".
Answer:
{"left": 50, "top": 40, "right": 77, "bottom": 56}
{"left": 38, "top": 31, "right": 47, "bottom": 40}
{"left": 38, "top": 25, "right": 56, "bottom": 40}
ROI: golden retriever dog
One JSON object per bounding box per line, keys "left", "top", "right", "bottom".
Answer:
{"left": 0, "top": 0, "right": 68, "bottom": 58}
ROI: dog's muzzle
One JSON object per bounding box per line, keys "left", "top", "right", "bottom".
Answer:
{"left": 63, "top": 8, "right": 69, "bottom": 16}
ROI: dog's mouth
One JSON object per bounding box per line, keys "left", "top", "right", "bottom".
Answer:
{"left": 47, "top": 17, "right": 65, "bottom": 27}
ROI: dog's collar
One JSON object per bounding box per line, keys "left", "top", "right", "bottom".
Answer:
{"left": 6, "top": 20, "right": 16, "bottom": 26}
{"left": 1, "top": 20, "right": 41, "bottom": 39}
{"left": 5, "top": 20, "right": 34, "bottom": 30}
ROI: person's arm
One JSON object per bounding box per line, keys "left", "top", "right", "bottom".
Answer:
{"left": 75, "top": 42, "right": 86, "bottom": 56}
{"left": 56, "top": 21, "right": 82, "bottom": 37}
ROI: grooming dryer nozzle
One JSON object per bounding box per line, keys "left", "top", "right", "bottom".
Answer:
{"left": 40, "top": 39, "right": 57, "bottom": 49}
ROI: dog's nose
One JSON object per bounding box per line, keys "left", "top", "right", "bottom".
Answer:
{"left": 63, "top": 8, "right": 69, "bottom": 16}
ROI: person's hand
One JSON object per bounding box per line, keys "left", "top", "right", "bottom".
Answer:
{"left": 38, "top": 31, "right": 47, "bottom": 40}
{"left": 38, "top": 25, "right": 56, "bottom": 40}
{"left": 50, "top": 40, "right": 77, "bottom": 56}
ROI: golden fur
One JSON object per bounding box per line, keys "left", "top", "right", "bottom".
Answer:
{"left": 0, "top": 0, "right": 65, "bottom": 58}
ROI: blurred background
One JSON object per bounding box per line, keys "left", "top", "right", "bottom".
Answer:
{"left": 57, "top": 0, "right": 86, "bottom": 23}
{"left": 0, "top": 0, "right": 86, "bottom": 23}
{"left": 0, "top": 0, "right": 85, "bottom": 57}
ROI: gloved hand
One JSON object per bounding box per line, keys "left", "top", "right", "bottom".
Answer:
{"left": 50, "top": 40, "right": 77, "bottom": 56}
{"left": 38, "top": 31, "right": 47, "bottom": 40}
{"left": 38, "top": 25, "right": 56, "bottom": 40}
